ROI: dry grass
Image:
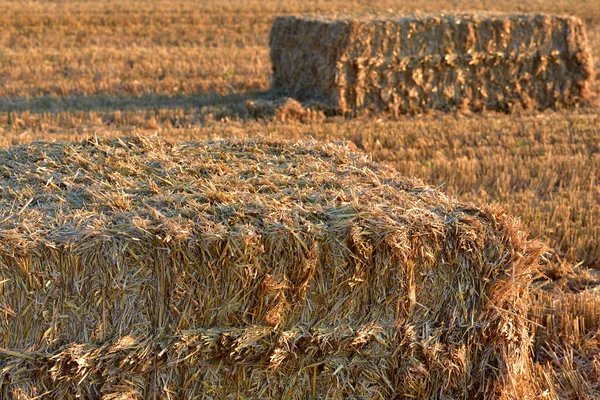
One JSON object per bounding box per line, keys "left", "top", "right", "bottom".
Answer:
{"left": 0, "top": 0, "right": 599, "bottom": 398}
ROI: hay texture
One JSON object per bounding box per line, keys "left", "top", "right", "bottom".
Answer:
{"left": 269, "top": 13, "right": 594, "bottom": 114}
{"left": 0, "top": 136, "right": 544, "bottom": 399}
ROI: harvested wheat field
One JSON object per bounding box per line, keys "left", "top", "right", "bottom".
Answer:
{"left": 0, "top": 0, "right": 599, "bottom": 398}
{"left": 0, "top": 136, "right": 547, "bottom": 399}
{"left": 270, "top": 13, "right": 594, "bottom": 115}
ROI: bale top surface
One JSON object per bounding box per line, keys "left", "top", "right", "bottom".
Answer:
{"left": 0, "top": 135, "right": 462, "bottom": 249}
{"left": 279, "top": 11, "right": 577, "bottom": 24}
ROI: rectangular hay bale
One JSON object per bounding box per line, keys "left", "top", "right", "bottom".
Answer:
{"left": 269, "top": 13, "right": 595, "bottom": 114}
{"left": 0, "top": 136, "right": 544, "bottom": 399}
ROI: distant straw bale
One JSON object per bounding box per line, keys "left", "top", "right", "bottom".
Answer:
{"left": 269, "top": 13, "right": 595, "bottom": 115}
{"left": 0, "top": 136, "right": 544, "bottom": 399}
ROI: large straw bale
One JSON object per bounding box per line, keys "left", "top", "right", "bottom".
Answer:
{"left": 270, "top": 13, "right": 594, "bottom": 114}
{"left": 0, "top": 136, "right": 544, "bottom": 399}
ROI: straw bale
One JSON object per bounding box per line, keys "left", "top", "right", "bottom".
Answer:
{"left": 269, "top": 13, "right": 595, "bottom": 114}
{"left": 0, "top": 136, "right": 544, "bottom": 399}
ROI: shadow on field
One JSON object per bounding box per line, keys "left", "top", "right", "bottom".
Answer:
{"left": 0, "top": 89, "right": 332, "bottom": 128}
{"left": 0, "top": 90, "right": 279, "bottom": 120}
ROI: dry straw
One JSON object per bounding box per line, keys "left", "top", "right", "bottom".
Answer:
{"left": 531, "top": 286, "right": 600, "bottom": 398}
{"left": 0, "top": 136, "right": 544, "bottom": 398}
{"left": 270, "top": 13, "right": 595, "bottom": 115}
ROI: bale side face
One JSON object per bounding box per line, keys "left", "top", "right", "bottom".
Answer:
{"left": 269, "top": 16, "right": 352, "bottom": 104}
{"left": 270, "top": 13, "right": 594, "bottom": 114}
{"left": 0, "top": 136, "right": 543, "bottom": 399}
